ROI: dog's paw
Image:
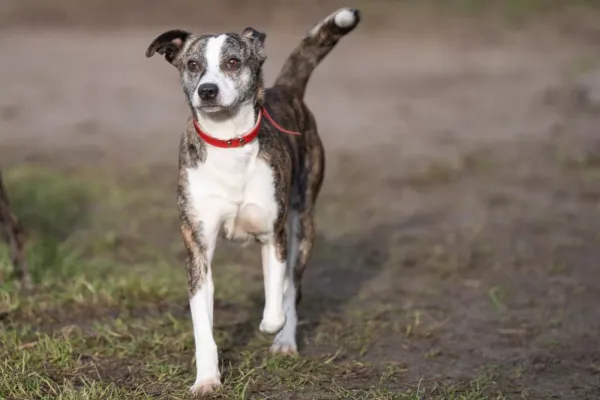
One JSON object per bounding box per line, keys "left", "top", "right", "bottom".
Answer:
{"left": 259, "top": 314, "right": 286, "bottom": 335}
{"left": 270, "top": 341, "right": 298, "bottom": 356}
{"left": 190, "top": 376, "right": 221, "bottom": 397}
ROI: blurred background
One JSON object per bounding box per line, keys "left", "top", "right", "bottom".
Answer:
{"left": 1, "top": 1, "right": 600, "bottom": 399}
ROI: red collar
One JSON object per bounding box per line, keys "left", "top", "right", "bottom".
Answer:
{"left": 193, "top": 107, "right": 300, "bottom": 149}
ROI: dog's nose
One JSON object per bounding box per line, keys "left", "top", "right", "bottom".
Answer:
{"left": 198, "top": 83, "right": 219, "bottom": 100}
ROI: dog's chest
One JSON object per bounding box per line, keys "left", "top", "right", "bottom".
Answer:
{"left": 186, "top": 143, "right": 279, "bottom": 239}
{"left": 187, "top": 145, "right": 256, "bottom": 200}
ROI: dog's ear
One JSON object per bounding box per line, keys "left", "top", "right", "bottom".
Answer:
{"left": 146, "top": 30, "right": 191, "bottom": 65}
{"left": 242, "top": 27, "right": 267, "bottom": 61}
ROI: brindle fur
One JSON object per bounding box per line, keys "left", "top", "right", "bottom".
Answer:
{"left": 147, "top": 8, "right": 360, "bottom": 394}
{"left": 146, "top": 12, "right": 360, "bottom": 392}
{"left": 174, "top": 87, "right": 323, "bottom": 298}
{"left": 148, "top": 10, "right": 360, "bottom": 298}
{"left": 0, "top": 170, "right": 30, "bottom": 287}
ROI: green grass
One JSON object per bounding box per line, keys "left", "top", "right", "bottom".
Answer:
{"left": 0, "top": 166, "right": 509, "bottom": 399}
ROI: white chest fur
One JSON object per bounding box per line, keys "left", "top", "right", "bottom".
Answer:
{"left": 186, "top": 142, "right": 279, "bottom": 242}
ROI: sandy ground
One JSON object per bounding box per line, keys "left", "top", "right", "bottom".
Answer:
{"left": 2, "top": 2, "right": 600, "bottom": 398}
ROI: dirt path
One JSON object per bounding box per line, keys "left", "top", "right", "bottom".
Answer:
{"left": 2, "top": 5, "right": 600, "bottom": 399}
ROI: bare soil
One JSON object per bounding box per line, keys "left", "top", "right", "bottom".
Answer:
{"left": 2, "top": 1, "right": 600, "bottom": 399}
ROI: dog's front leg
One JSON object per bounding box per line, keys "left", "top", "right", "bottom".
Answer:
{"left": 180, "top": 209, "right": 221, "bottom": 395}
{"left": 260, "top": 229, "right": 287, "bottom": 334}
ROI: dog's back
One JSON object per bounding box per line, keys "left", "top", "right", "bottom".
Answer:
{"left": 257, "top": 8, "right": 361, "bottom": 303}
{"left": 260, "top": 7, "right": 360, "bottom": 204}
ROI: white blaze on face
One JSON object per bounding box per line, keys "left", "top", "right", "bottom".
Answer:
{"left": 195, "top": 34, "right": 239, "bottom": 108}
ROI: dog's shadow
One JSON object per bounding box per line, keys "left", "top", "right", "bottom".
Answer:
{"left": 296, "top": 223, "right": 397, "bottom": 351}
{"left": 218, "top": 216, "right": 435, "bottom": 364}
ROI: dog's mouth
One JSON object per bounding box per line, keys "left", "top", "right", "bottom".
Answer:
{"left": 198, "top": 104, "right": 229, "bottom": 113}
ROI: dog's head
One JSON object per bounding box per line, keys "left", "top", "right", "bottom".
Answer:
{"left": 146, "top": 28, "right": 266, "bottom": 113}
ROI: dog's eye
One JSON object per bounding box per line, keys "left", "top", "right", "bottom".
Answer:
{"left": 187, "top": 60, "right": 200, "bottom": 72}
{"left": 226, "top": 58, "right": 240, "bottom": 70}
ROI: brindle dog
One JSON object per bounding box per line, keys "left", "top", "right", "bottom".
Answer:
{"left": 0, "top": 170, "right": 29, "bottom": 287}
{"left": 146, "top": 8, "right": 360, "bottom": 395}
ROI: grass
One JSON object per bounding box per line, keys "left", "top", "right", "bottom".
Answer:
{"left": 0, "top": 166, "right": 511, "bottom": 399}
{"left": 553, "top": 132, "right": 600, "bottom": 181}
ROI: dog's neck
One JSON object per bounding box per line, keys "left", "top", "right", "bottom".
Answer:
{"left": 193, "top": 103, "right": 259, "bottom": 141}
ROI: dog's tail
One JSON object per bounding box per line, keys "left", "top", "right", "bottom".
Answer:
{"left": 273, "top": 8, "right": 360, "bottom": 99}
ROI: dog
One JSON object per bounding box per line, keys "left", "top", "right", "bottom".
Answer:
{"left": 146, "top": 7, "right": 360, "bottom": 395}
{"left": 0, "top": 170, "right": 29, "bottom": 288}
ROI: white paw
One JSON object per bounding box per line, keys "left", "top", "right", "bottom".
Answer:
{"left": 270, "top": 341, "right": 298, "bottom": 355}
{"left": 333, "top": 8, "right": 359, "bottom": 29}
{"left": 190, "top": 376, "right": 221, "bottom": 396}
{"left": 259, "top": 314, "right": 286, "bottom": 334}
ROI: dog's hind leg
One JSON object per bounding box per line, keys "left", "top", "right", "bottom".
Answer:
{"left": 271, "top": 124, "right": 325, "bottom": 355}
{"left": 0, "top": 171, "right": 30, "bottom": 288}
{"left": 271, "top": 205, "right": 318, "bottom": 355}
{"left": 271, "top": 209, "right": 301, "bottom": 354}
{"left": 294, "top": 208, "right": 317, "bottom": 307}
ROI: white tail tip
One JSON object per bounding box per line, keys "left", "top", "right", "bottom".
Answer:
{"left": 334, "top": 8, "right": 358, "bottom": 29}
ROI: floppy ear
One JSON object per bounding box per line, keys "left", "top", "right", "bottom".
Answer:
{"left": 146, "top": 30, "right": 191, "bottom": 64}
{"left": 242, "top": 27, "right": 267, "bottom": 61}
